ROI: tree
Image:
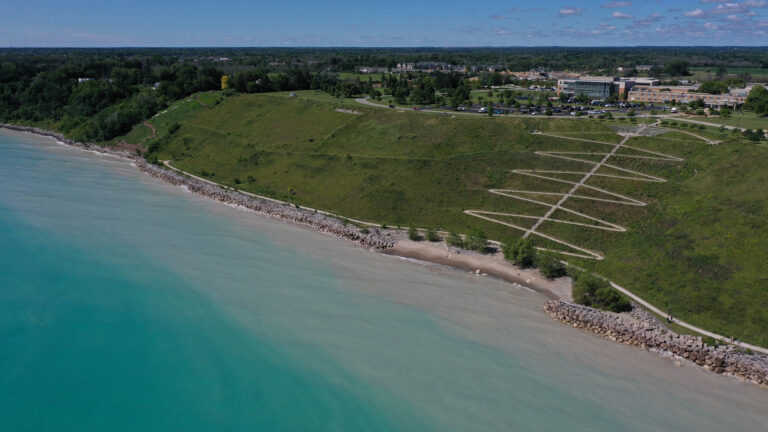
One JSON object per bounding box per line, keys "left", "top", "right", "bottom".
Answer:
{"left": 502, "top": 237, "right": 536, "bottom": 268}
{"left": 664, "top": 60, "right": 691, "bottom": 77}
{"left": 573, "top": 273, "right": 631, "bottom": 312}
{"left": 221, "top": 75, "right": 230, "bottom": 90}
{"left": 745, "top": 85, "right": 768, "bottom": 116}
{"left": 536, "top": 251, "right": 566, "bottom": 279}
{"left": 699, "top": 81, "right": 728, "bottom": 95}
{"left": 716, "top": 65, "right": 727, "bottom": 79}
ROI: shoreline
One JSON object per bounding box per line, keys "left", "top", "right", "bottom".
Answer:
{"left": 0, "top": 124, "right": 396, "bottom": 249}
{"left": 3, "top": 123, "right": 768, "bottom": 389}
{"left": 382, "top": 239, "right": 572, "bottom": 300}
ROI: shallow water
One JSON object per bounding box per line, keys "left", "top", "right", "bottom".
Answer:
{"left": 1, "top": 130, "right": 766, "bottom": 431}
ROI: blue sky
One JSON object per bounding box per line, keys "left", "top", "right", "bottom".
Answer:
{"left": 1, "top": 0, "right": 767, "bottom": 46}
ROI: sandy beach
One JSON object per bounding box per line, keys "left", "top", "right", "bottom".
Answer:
{"left": 382, "top": 238, "right": 573, "bottom": 300}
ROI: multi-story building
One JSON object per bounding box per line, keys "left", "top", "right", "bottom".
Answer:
{"left": 628, "top": 86, "right": 747, "bottom": 107}
{"left": 557, "top": 76, "right": 635, "bottom": 99}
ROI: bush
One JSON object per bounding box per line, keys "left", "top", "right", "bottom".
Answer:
{"left": 426, "top": 228, "right": 440, "bottom": 242}
{"left": 466, "top": 229, "right": 488, "bottom": 252}
{"left": 447, "top": 231, "right": 464, "bottom": 248}
{"left": 502, "top": 237, "right": 536, "bottom": 268}
{"left": 536, "top": 251, "right": 566, "bottom": 279}
{"left": 408, "top": 225, "right": 421, "bottom": 241}
{"left": 360, "top": 228, "right": 370, "bottom": 234}
{"left": 573, "top": 273, "right": 632, "bottom": 313}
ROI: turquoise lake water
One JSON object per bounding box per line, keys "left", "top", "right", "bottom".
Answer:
{"left": 1, "top": 130, "right": 767, "bottom": 431}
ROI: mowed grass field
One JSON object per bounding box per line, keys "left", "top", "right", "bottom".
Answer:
{"left": 123, "top": 91, "right": 768, "bottom": 346}
{"left": 688, "top": 112, "right": 768, "bottom": 131}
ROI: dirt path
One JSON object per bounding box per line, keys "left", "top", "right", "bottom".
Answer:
{"left": 143, "top": 120, "right": 156, "bottom": 139}
{"left": 194, "top": 95, "right": 208, "bottom": 108}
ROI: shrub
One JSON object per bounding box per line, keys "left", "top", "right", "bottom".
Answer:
{"left": 466, "top": 229, "right": 488, "bottom": 252}
{"left": 408, "top": 225, "right": 420, "bottom": 241}
{"left": 360, "top": 228, "right": 370, "bottom": 234}
{"left": 233, "top": 177, "right": 241, "bottom": 185}
{"left": 536, "top": 251, "right": 567, "bottom": 279}
{"left": 426, "top": 228, "right": 440, "bottom": 242}
{"left": 502, "top": 237, "right": 536, "bottom": 268}
{"left": 447, "top": 231, "right": 464, "bottom": 248}
{"left": 573, "top": 273, "right": 632, "bottom": 313}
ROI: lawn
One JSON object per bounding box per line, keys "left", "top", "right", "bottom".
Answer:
{"left": 686, "top": 112, "right": 768, "bottom": 131}
{"left": 121, "top": 92, "right": 768, "bottom": 346}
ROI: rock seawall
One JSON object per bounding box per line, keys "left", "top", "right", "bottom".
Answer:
{"left": 1, "top": 124, "right": 395, "bottom": 249}
{"left": 545, "top": 300, "right": 768, "bottom": 387}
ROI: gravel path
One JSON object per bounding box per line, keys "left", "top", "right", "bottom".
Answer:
{"left": 465, "top": 128, "right": 685, "bottom": 259}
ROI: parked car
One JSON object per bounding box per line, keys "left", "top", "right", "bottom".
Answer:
{"left": 478, "top": 107, "right": 488, "bottom": 113}
{"left": 388, "top": 104, "right": 395, "bottom": 108}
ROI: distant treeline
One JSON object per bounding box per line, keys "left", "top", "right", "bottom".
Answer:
{"left": 0, "top": 53, "right": 373, "bottom": 142}
{"left": 3, "top": 47, "right": 767, "bottom": 73}
{"left": 2, "top": 48, "right": 767, "bottom": 142}
{"left": 0, "top": 54, "right": 223, "bottom": 141}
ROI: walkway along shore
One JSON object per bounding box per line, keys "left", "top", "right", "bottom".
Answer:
{"left": 3, "top": 123, "right": 768, "bottom": 388}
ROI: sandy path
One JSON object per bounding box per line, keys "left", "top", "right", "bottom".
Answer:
{"left": 143, "top": 120, "right": 156, "bottom": 139}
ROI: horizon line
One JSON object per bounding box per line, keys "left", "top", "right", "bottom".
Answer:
{"left": 3, "top": 45, "right": 768, "bottom": 50}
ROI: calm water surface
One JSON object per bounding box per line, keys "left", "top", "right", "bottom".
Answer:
{"left": 1, "top": 130, "right": 766, "bottom": 431}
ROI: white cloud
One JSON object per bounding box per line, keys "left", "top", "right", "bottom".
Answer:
{"left": 632, "top": 13, "right": 664, "bottom": 28}
{"left": 704, "top": 21, "right": 719, "bottom": 29}
{"left": 710, "top": 3, "right": 749, "bottom": 14}
{"left": 744, "top": 0, "right": 767, "bottom": 7}
{"left": 559, "top": 7, "right": 584, "bottom": 17}
{"left": 684, "top": 8, "right": 706, "bottom": 17}
{"left": 612, "top": 11, "right": 634, "bottom": 18}
{"left": 601, "top": 1, "right": 631, "bottom": 7}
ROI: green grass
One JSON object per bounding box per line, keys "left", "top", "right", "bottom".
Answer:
{"left": 122, "top": 91, "right": 768, "bottom": 347}
{"left": 337, "top": 72, "right": 384, "bottom": 81}
{"left": 682, "top": 112, "right": 768, "bottom": 131}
